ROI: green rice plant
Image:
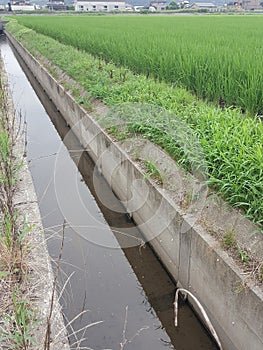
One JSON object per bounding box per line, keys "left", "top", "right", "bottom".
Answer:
{"left": 14, "top": 15, "right": 263, "bottom": 115}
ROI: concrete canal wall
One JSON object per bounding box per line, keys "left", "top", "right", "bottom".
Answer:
{"left": 6, "top": 30, "right": 263, "bottom": 350}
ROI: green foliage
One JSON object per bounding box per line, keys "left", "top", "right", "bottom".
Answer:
{"left": 18, "top": 216, "right": 33, "bottom": 245}
{"left": 1, "top": 209, "right": 14, "bottom": 250}
{"left": 14, "top": 14, "right": 263, "bottom": 115}
{"left": 144, "top": 160, "right": 163, "bottom": 183}
{"left": 237, "top": 245, "right": 249, "bottom": 266}
{"left": 0, "top": 290, "right": 38, "bottom": 349}
{"left": 222, "top": 230, "right": 236, "bottom": 249}
{"left": 108, "top": 125, "right": 130, "bottom": 140}
{"left": 167, "top": 1, "right": 179, "bottom": 10}
{"left": 6, "top": 20, "right": 263, "bottom": 229}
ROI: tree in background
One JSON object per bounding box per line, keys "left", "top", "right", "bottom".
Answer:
{"left": 166, "top": 1, "right": 179, "bottom": 10}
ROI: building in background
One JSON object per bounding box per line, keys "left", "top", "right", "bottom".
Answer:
{"left": 47, "top": 0, "right": 68, "bottom": 9}
{"left": 190, "top": 2, "right": 217, "bottom": 10}
{"left": 74, "top": 0, "right": 126, "bottom": 10}
{"left": 10, "top": 0, "right": 36, "bottom": 10}
{"left": 241, "top": 0, "right": 261, "bottom": 9}
{"left": 150, "top": 1, "right": 167, "bottom": 10}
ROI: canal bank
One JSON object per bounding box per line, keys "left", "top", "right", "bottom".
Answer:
{"left": 3, "top": 29, "right": 263, "bottom": 350}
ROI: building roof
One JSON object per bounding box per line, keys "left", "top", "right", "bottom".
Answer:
{"left": 191, "top": 2, "right": 216, "bottom": 6}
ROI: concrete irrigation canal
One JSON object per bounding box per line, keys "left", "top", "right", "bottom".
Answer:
{"left": 1, "top": 24, "right": 263, "bottom": 350}
{"left": 0, "top": 36, "right": 220, "bottom": 349}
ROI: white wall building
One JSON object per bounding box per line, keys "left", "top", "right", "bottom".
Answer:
{"left": 9, "top": 1, "right": 40, "bottom": 11}
{"left": 12, "top": 5, "right": 36, "bottom": 10}
{"left": 74, "top": 0, "right": 126, "bottom": 11}
{"left": 241, "top": 0, "right": 261, "bottom": 9}
{"left": 190, "top": 2, "right": 217, "bottom": 10}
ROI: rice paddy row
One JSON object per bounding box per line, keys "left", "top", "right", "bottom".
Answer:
{"left": 15, "top": 15, "right": 263, "bottom": 116}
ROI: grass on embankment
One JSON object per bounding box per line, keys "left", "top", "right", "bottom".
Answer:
{"left": 5, "top": 20, "right": 263, "bottom": 231}
{"left": 0, "top": 66, "right": 38, "bottom": 348}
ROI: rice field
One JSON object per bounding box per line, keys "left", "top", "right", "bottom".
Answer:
{"left": 16, "top": 15, "right": 263, "bottom": 115}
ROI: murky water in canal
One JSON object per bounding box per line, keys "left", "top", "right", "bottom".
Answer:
{"left": 0, "top": 37, "right": 217, "bottom": 350}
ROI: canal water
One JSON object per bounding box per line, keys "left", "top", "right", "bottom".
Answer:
{"left": 0, "top": 37, "right": 217, "bottom": 350}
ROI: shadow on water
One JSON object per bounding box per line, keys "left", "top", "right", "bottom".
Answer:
{"left": 0, "top": 36, "right": 218, "bottom": 350}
